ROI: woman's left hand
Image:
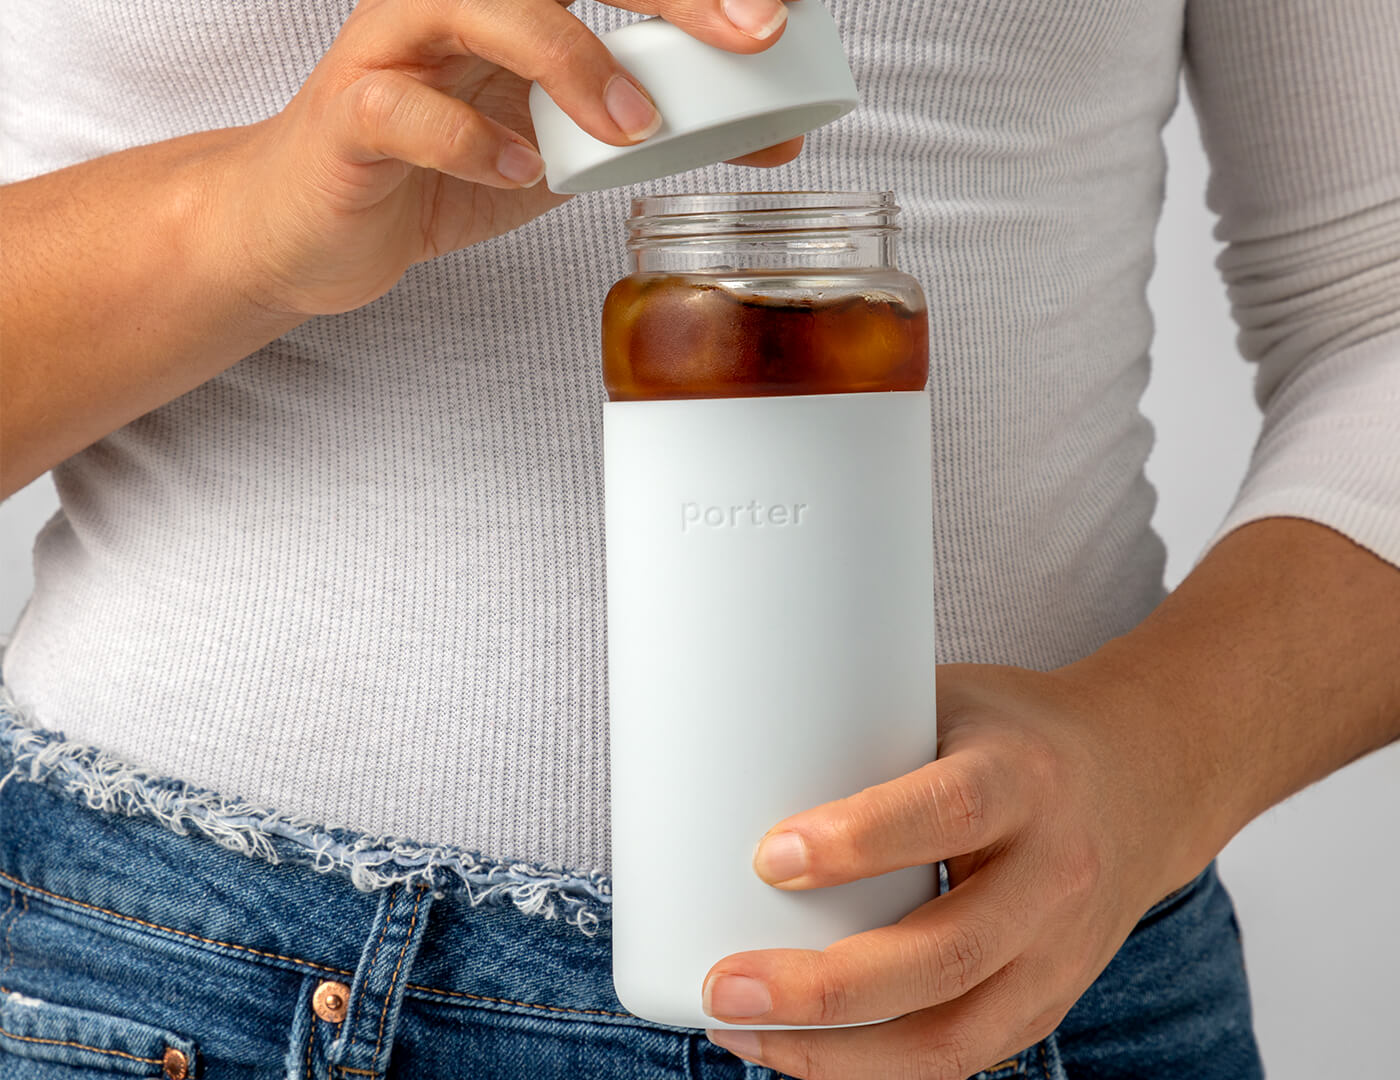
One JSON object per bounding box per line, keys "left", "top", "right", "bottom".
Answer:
{"left": 702, "top": 661, "right": 1220, "bottom": 1080}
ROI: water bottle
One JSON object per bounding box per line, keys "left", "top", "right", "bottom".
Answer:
{"left": 602, "top": 191, "right": 939, "bottom": 1030}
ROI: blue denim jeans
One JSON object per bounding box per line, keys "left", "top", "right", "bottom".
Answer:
{"left": 0, "top": 693, "right": 1263, "bottom": 1079}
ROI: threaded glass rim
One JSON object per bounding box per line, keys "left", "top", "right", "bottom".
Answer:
{"left": 627, "top": 191, "right": 899, "bottom": 248}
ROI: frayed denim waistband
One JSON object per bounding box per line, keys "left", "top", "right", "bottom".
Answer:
{"left": 0, "top": 680, "right": 612, "bottom": 936}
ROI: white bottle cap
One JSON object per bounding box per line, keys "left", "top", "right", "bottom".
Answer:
{"left": 527, "top": 2, "right": 858, "bottom": 194}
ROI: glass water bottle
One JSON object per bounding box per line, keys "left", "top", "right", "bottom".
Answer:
{"left": 602, "top": 191, "right": 939, "bottom": 1031}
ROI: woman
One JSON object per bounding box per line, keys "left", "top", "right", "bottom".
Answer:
{"left": 2, "top": 1, "right": 1398, "bottom": 1077}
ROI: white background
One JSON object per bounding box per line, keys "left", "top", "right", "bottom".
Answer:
{"left": 3, "top": 100, "right": 1398, "bottom": 1076}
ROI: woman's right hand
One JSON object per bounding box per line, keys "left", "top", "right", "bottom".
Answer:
{"left": 228, "top": 0, "right": 803, "bottom": 318}
{"left": 0, "top": 0, "right": 802, "bottom": 497}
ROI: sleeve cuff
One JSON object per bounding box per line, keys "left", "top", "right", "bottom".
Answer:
{"left": 1199, "top": 326, "right": 1400, "bottom": 573}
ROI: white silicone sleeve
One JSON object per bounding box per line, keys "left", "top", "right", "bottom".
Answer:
{"left": 604, "top": 390, "right": 939, "bottom": 1030}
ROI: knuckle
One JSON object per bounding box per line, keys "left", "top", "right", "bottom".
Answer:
{"left": 921, "top": 921, "right": 988, "bottom": 1000}
{"left": 908, "top": 1023, "right": 981, "bottom": 1080}
{"left": 932, "top": 766, "right": 987, "bottom": 843}
{"left": 652, "top": 2, "right": 717, "bottom": 36}
{"left": 534, "top": 18, "right": 600, "bottom": 76}
{"left": 810, "top": 964, "right": 850, "bottom": 1027}
{"left": 410, "top": 0, "right": 463, "bottom": 36}
{"left": 347, "top": 70, "right": 405, "bottom": 137}
{"left": 1015, "top": 992, "right": 1072, "bottom": 1053}
{"left": 439, "top": 104, "right": 483, "bottom": 161}
{"left": 1025, "top": 1004, "right": 1065, "bottom": 1046}
{"left": 1016, "top": 726, "right": 1066, "bottom": 791}
{"left": 779, "top": 1036, "right": 827, "bottom": 1080}
{"left": 1056, "top": 836, "right": 1104, "bottom": 904}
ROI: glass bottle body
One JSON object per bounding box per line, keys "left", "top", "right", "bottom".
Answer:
{"left": 601, "top": 191, "right": 929, "bottom": 401}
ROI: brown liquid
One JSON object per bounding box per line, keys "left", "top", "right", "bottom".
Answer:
{"left": 602, "top": 273, "right": 929, "bottom": 402}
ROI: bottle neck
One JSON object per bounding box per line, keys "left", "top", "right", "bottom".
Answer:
{"left": 627, "top": 191, "right": 900, "bottom": 275}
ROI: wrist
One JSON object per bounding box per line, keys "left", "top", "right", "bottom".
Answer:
{"left": 182, "top": 120, "right": 314, "bottom": 328}
{"left": 1051, "top": 647, "right": 1245, "bottom": 897}
{"left": 1057, "top": 516, "right": 1400, "bottom": 891}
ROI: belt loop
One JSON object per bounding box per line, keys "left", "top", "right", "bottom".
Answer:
{"left": 325, "top": 883, "right": 436, "bottom": 1078}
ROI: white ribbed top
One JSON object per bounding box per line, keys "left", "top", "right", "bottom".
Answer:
{"left": 3, "top": 0, "right": 1398, "bottom": 875}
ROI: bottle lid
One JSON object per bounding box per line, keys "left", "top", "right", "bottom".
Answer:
{"left": 527, "top": 2, "right": 858, "bottom": 194}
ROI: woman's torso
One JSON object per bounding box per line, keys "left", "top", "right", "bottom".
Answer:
{"left": 0, "top": 0, "right": 1183, "bottom": 876}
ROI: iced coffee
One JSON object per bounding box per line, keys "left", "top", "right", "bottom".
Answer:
{"left": 602, "top": 270, "right": 929, "bottom": 402}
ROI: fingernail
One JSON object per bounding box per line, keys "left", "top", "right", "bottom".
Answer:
{"left": 722, "top": 0, "right": 788, "bottom": 40}
{"left": 754, "top": 831, "right": 808, "bottom": 883}
{"left": 604, "top": 76, "right": 662, "bottom": 141}
{"left": 496, "top": 142, "right": 545, "bottom": 186}
{"left": 704, "top": 974, "right": 773, "bottom": 1018}
{"left": 707, "top": 1027, "right": 764, "bottom": 1061}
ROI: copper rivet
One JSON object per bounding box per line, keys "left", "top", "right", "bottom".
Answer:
{"left": 313, "top": 979, "right": 352, "bottom": 1023}
{"left": 162, "top": 1046, "right": 189, "bottom": 1080}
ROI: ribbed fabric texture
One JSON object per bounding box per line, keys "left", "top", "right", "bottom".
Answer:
{"left": 3, "top": 0, "right": 1397, "bottom": 876}
{"left": 1183, "top": 0, "right": 1400, "bottom": 560}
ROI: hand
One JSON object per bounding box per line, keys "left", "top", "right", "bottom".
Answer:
{"left": 701, "top": 662, "right": 1215, "bottom": 1080}
{"left": 226, "top": 0, "right": 805, "bottom": 317}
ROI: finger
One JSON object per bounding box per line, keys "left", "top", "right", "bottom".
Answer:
{"left": 706, "top": 960, "right": 1058, "bottom": 1080}
{"left": 335, "top": 69, "right": 546, "bottom": 188}
{"left": 725, "top": 135, "right": 804, "bottom": 167}
{"left": 752, "top": 749, "right": 1023, "bottom": 890}
{"left": 603, "top": 0, "right": 798, "bottom": 51}
{"left": 704, "top": 857, "right": 1039, "bottom": 1026}
{"left": 377, "top": 0, "right": 663, "bottom": 146}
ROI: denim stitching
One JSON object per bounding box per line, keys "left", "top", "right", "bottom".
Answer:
{"left": 0, "top": 867, "right": 638, "bottom": 1021}
{"left": 978, "top": 1055, "right": 1025, "bottom": 1077}
{"left": 0, "top": 868, "right": 356, "bottom": 977}
{"left": 345, "top": 885, "right": 398, "bottom": 1062}
{"left": 1039, "top": 1034, "right": 1070, "bottom": 1080}
{"left": 1, "top": 894, "right": 27, "bottom": 992}
{"left": 371, "top": 886, "right": 426, "bottom": 1064}
{"left": 305, "top": 1014, "right": 316, "bottom": 1080}
{"left": 0, "top": 890, "right": 16, "bottom": 989}
{"left": 0, "top": 690, "right": 610, "bottom": 934}
{"left": 0, "top": 1023, "right": 163, "bottom": 1066}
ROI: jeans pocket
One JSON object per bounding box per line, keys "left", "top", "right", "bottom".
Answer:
{"left": 409, "top": 997, "right": 691, "bottom": 1080}
{"left": 0, "top": 987, "right": 198, "bottom": 1077}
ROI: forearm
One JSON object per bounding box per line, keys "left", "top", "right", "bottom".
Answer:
{"left": 1143, "top": 0, "right": 1400, "bottom": 868}
{"left": 0, "top": 125, "right": 304, "bottom": 499}
{"left": 1063, "top": 517, "right": 1400, "bottom": 880}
